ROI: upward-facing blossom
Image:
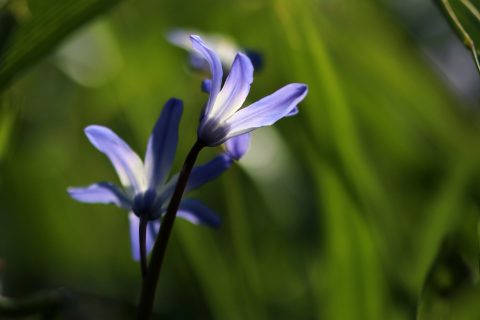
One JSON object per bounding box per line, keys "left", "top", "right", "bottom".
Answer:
{"left": 67, "top": 98, "right": 234, "bottom": 260}
{"left": 190, "top": 35, "right": 308, "bottom": 146}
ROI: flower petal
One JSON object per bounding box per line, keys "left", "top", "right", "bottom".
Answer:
{"left": 286, "top": 106, "right": 299, "bottom": 117}
{"left": 224, "top": 133, "right": 251, "bottom": 161}
{"left": 85, "top": 125, "right": 146, "bottom": 195}
{"left": 144, "top": 98, "right": 183, "bottom": 189}
{"left": 186, "top": 153, "right": 232, "bottom": 192}
{"left": 225, "top": 83, "right": 308, "bottom": 138}
{"left": 67, "top": 182, "right": 131, "bottom": 209}
{"left": 178, "top": 199, "right": 221, "bottom": 227}
{"left": 208, "top": 53, "right": 253, "bottom": 121}
{"left": 128, "top": 212, "right": 160, "bottom": 261}
{"left": 189, "top": 53, "right": 209, "bottom": 71}
{"left": 159, "top": 154, "right": 232, "bottom": 202}
{"left": 190, "top": 35, "right": 223, "bottom": 114}
{"left": 201, "top": 79, "right": 212, "bottom": 93}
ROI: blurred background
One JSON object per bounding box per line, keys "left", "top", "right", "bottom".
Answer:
{"left": 1, "top": 0, "right": 480, "bottom": 318}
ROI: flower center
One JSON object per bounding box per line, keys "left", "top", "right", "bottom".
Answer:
{"left": 132, "top": 189, "right": 161, "bottom": 220}
{"left": 198, "top": 118, "right": 231, "bottom": 146}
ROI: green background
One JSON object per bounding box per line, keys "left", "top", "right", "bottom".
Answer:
{"left": 1, "top": 0, "right": 480, "bottom": 319}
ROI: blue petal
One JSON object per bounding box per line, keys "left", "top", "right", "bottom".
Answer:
{"left": 160, "top": 154, "right": 232, "bottom": 201}
{"left": 225, "top": 83, "right": 308, "bottom": 138}
{"left": 85, "top": 126, "right": 146, "bottom": 195}
{"left": 286, "top": 106, "right": 299, "bottom": 117}
{"left": 186, "top": 153, "right": 232, "bottom": 192}
{"left": 207, "top": 53, "right": 253, "bottom": 121}
{"left": 178, "top": 199, "right": 221, "bottom": 228}
{"left": 128, "top": 212, "right": 160, "bottom": 261}
{"left": 144, "top": 98, "right": 183, "bottom": 189}
{"left": 189, "top": 53, "right": 209, "bottom": 71}
{"left": 201, "top": 79, "right": 212, "bottom": 93}
{"left": 67, "top": 182, "right": 131, "bottom": 209}
{"left": 224, "top": 133, "right": 251, "bottom": 161}
{"left": 190, "top": 35, "right": 223, "bottom": 114}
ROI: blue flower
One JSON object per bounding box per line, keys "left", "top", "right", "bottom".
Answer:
{"left": 167, "top": 29, "right": 263, "bottom": 73}
{"left": 67, "top": 98, "right": 232, "bottom": 260}
{"left": 224, "top": 133, "right": 250, "bottom": 161}
{"left": 190, "top": 35, "right": 308, "bottom": 146}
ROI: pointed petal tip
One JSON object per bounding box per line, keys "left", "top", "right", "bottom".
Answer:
{"left": 237, "top": 51, "right": 254, "bottom": 66}
{"left": 83, "top": 125, "right": 115, "bottom": 151}
{"left": 224, "top": 82, "right": 308, "bottom": 137}
{"left": 300, "top": 83, "right": 308, "bottom": 93}
{"left": 163, "top": 97, "right": 184, "bottom": 116}
{"left": 235, "top": 52, "right": 254, "bottom": 81}
{"left": 178, "top": 199, "right": 222, "bottom": 228}
{"left": 67, "top": 186, "right": 92, "bottom": 202}
{"left": 66, "top": 182, "right": 131, "bottom": 209}
{"left": 144, "top": 97, "right": 183, "bottom": 188}
{"left": 283, "top": 83, "right": 308, "bottom": 107}
{"left": 164, "top": 97, "right": 184, "bottom": 109}
{"left": 189, "top": 34, "right": 204, "bottom": 44}
{"left": 290, "top": 83, "right": 308, "bottom": 95}
{"left": 66, "top": 187, "right": 77, "bottom": 197}
{"left": 83, "top": 125, "right": 112, "bottom": 142}
{"left": 67, "top": 186, "right": 82, "bottom": 194}
{"left": 84, "top": 124, "right": 103, "bottom": 135}
{"left": 81, "top": 126, "right": 146, "bottom": 193}
{"left": 189, "top": 34, "right": 223, "bottom": 114}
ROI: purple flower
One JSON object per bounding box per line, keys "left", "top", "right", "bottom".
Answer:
{"left": 67, "top": 98, "right": 231, "bottom": 260}
{"left": 190, "top": 35, "right": 308, "bottom": 147}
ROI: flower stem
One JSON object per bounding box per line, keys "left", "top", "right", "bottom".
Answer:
{"left": 139, "top": 214, "right": 148, "bottom": 278}
{"left": 137, "top": 140, "right": 205, "bottom": 319}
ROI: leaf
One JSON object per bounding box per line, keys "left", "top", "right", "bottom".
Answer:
{"left": 0, "top": 0, "right": 122, "bottom": 91}
{"left": 311, "top": 162, "right": 386, "bottom": 320}
{"left": 436, "top": 0, "right": 480, "bottom": 73}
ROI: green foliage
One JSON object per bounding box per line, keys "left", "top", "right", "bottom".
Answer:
{"left": 0, "top": 0, "right": 122, "bottom": 90}
{"left": 436, "top": 0, "right": 480, "bottom": 72}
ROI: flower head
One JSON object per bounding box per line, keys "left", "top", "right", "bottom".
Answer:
{"left": 167, "top": 29, "right": 263, "bottom": 73}
{"left": 190, "top": 35, "right": 308, "bottom": 146}
{"left": 68, "top": 98, "right": 233, "bottom": 260}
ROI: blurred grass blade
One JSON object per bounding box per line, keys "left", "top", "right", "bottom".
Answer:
{"left": 0, "top": 94, "right": 17, "bottom": 162}
{"left": 274, "top": 0, "right": 399, "bottom": 258}
{"left": 0, "top": 2, "right": 20, "bottom": 59}
{"left": 436, "top": 0, "right": 480, "bottom": 73}
{"left": 223, "top": 169, "right": 266, "bottom": 319}
{"left": 311, "top": 162, "right": 385, "bottom": 320}
{"left": 412, "top": 154, "right": 478, "bottom": 291}
{"left": 0, "top": 0, "right": 122, "bottom": 91}
{"left": 176, "top": 226, "right": 246, "bottom": 320}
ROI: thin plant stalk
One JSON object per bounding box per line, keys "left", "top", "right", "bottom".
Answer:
{"left": 139, "top": 214, "right": 148, "bottom": 278}
{"left": 137, "top": 140, "right": 205, "bottom": 319}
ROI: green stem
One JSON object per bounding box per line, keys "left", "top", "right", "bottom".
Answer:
{"left": 137, "top": 140, "right": 205, "bottom": 319}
